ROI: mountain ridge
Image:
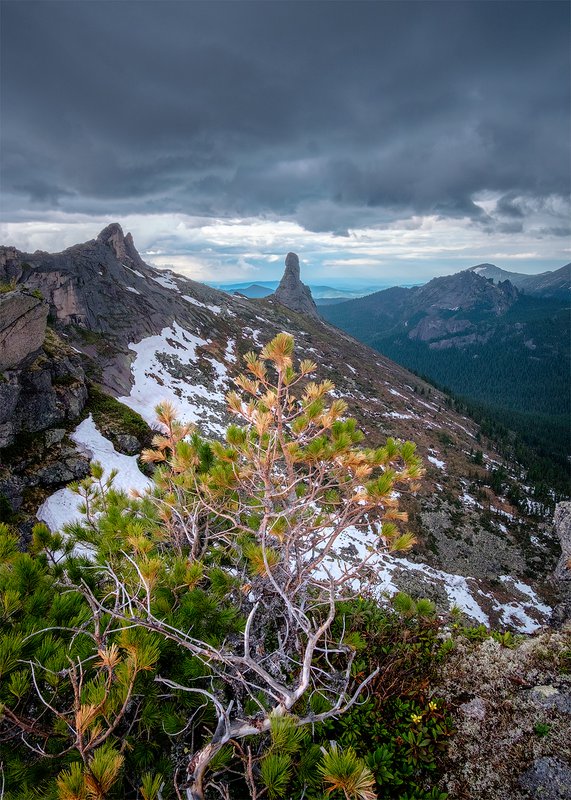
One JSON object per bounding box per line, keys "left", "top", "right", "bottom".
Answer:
{"left": 0, "top": 224, "right": 565, "bottom": 630}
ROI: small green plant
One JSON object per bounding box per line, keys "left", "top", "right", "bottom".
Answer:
{"left": 533, "top": 722, "right": 551, "bottom": 738}
{"left": 0, "top": 278, "right": 17, "bottom": 293}
{"left": 85, "top": 385, "right": 152, "bottom": 446}
{"left": 491, "top": 630, "right": 518, "bottom": 648}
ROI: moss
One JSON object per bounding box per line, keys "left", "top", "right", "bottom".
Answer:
{"left": 0, "top": 279, "right": 17, "bottom": 293}
{"left": 42, "top": 327, "right": 70, "bottom": 358}
{"left": 0, "top": 494, "right": 14, "bottom": 523}
{"left": 0, "top": 428, "right": 45, "bottom": 463}
{"left": 72, "top": 326, "right": 105, "bottom": 345}
{"left": 84, "top": 385, "right": 152, "bottom": 448}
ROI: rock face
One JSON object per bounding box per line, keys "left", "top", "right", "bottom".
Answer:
{"left": 0, "top": 298, "right": 89, "bottom": 522}
{"left": 273, "top": 252, "right": 319, "bottom": 319}
{"left": 551, "top": 502, "right": 571, "bottom": 625}
{"left": 0, "top": 289, "right": 48, "bottom": 369}
{"left": 553, "top": 502, "right": 571, "bottom": 582}
{"left": 0, "top": 223, "right": 170, "bottom": 340}
{"left": 0, "top": 328, "right": 88, "bottom": 450}
{"left": 0, "top": 223, "right": 230, "bottom": 393}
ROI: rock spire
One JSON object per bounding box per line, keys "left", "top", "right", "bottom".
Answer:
{"left": 273, "top": 252, "right": 319, "bottom": 319}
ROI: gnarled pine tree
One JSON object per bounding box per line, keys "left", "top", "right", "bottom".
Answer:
{"left": 1, "top": 333, "right": 424, "bottom": 800}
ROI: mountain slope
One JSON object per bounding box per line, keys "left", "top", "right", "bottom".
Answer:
{"left": 467, "top": 262, "right": 571, "bottom": 298}
{"left": 321, "top": 270, "right": 570, "bottom": 477}
{"left": 0, "top": 226, "right": 563, "bottom": 629}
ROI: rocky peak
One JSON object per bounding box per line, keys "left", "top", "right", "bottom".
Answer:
{"left": 96, "top": 222, "right": 143, "bottom": 267}
{"left": 273, "top": 252, "right": 319, "bottom": 319}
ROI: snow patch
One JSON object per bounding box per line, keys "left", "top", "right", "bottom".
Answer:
{"left": 118, "top": 323, "right": 228, "bottom": 436}
{"left": 243, "top": 327, "right": 264, "bottom": 346}
{"left": 152, "top": 272, "right": 179, "bottom": 291}
{"left": 183, "top": 295, "right": 222, "bottom": 314}
{"left": 123, "top": 264, "right": 145, "bottom": 278}
{"left": 225, "top": 338, "right": 237, "bottom": 364}
{"left": 319, "top": 526, "right": 550, "bottom": 632}
{"left": 37, "top": 415, "right": 151, "bottom": 532}
{"left": 126, "top": 286, "right": 141, "bottom": 295}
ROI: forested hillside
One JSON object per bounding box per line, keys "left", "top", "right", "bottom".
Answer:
{"left": 323, "top": 291, "right": 570, "bottom": 489}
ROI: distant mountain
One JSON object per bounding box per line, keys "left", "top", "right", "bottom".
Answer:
{"left": 214, "top": 280, "right": 382, "bottom": 301}
{"left": 322, "top": 268, "right": 570, "bottom": 481}
{"left": 0, "top": 227, "right": 565, "bottom": 629}
{"left": 467, "top": 262, "right": 570, "bottom": 298}
{"left": 322, "top": 269, "right": 520, "bottom": 349}
{"left": 232, "top": 283, "right": 274, "bottom": 298}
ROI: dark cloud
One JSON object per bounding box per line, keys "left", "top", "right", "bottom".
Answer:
{"left": 1, "top": 0, "right": 569, "bottom": 233}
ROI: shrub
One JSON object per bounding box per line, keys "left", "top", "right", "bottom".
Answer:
{"left": 0, "top": 334, "right": 448, "bottom": 800}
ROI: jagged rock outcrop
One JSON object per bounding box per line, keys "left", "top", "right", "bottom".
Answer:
{"left": 553, "top": 502, "right": 571, "bottom": 582}
{"left": 0, "top": 223, "right": 170, "bottom": 339}
{"left": 0, "top": 223, "right": 232, "bottom": 394}
{"left": 0, "top": 327, "right": 88, "bottom": 450}
{"left": 96, "top": 222, "right": 149, "bottom": 272}
{"left": 0, "top": 289, "right": 48, "bottom": 369}
{"left": 0, "top": 299, "right": 89, "bottom": 521}
{"left": 550, "top": 502, "right": 571, "bottom": 626}
{"left": 273, "top": 252, "right": 319, "bottom": 319}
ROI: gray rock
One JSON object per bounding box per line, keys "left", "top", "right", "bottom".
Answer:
{"left": 36, "top": 456, "right": 89, "bottom": 485}
{"left": 554, "top": 503, "right": 571, "bottom": 582}
{"left": 519, "top": 757, "right": 571, "bottom": 800}
{"left": 0, "top": 420, "right": 15, "bottom": 450}
{"left": 0, "top": 290, "right": 48, "bottom": 369}
{"left": 529, "top": 685, "right": 571, "bottom": 715}
{"left": 45, "top": 428, "right": 66, "bottom": 447}
{"left": 274, "top": 252, "right": 320, "bottom": 319}
{"left": 0, "top": 379, "right": 20, "bottom": 425}
{"left": 114, "top": 433, "right": 141, "bottom": 455}
{"left": 551, "top": 503, "right": 571, "bottom": 625}
{"left": 0, "top": 476, "right": 26, "bottom": 512}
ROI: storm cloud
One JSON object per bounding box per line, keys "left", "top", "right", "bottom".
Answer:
{"left": 1, "top": 0, "right": 569, "bottom": 277}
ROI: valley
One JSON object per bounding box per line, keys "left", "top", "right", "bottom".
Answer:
{"left": 322, "top": 264, "right": 571, "bottom": 494}
{"left": 0, "top": 226, "right": 567, "bottom": 632}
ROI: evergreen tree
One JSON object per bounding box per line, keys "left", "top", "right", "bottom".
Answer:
{"left": 0, "top": 334, "right": 424, "bottom": 800}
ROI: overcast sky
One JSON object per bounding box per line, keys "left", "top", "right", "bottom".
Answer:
{"left": 1, "top": 0, "right": 569, "bottom": 284}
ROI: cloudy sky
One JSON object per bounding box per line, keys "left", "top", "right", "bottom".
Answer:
{"left": 1, "top": 1, "right": 569, "bottom": 285}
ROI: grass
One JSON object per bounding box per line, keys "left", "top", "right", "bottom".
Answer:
{"left": 0, "top": 279, "right": 17, "bottom": 294}
{"left": 85, "top": 385, "right": 152, "bottom": 447}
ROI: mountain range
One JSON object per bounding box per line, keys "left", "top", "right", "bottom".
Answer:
{"left": 322, "top": 263, "right": 570, "bottom": 486}
{"left": 467, "top": 262, "right": 571, "bottom": 297}
{"left": 210, "top": 279, "right": 380, "bottom": 303}
{"left": 0, "top": 225, "right": 567, "bottom": 631}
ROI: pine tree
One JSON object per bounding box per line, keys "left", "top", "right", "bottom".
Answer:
{"left": 0, "top": 334, "right": 424, "bottom": 800}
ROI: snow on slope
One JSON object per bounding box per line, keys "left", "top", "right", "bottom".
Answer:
{"left": 37, "top": 415, "right": 151, "bottom": 531}
{"left": 321, "top": 525, "right": 551, "bottom": 634}
{"left": 37, "top": 320, "right": 552, "bottom": 633}
{"left": 36, "top": 416, "right": 550, "bottom": 632}
{"left": 118, "top": 322, "right": 231, "bottom": 436}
